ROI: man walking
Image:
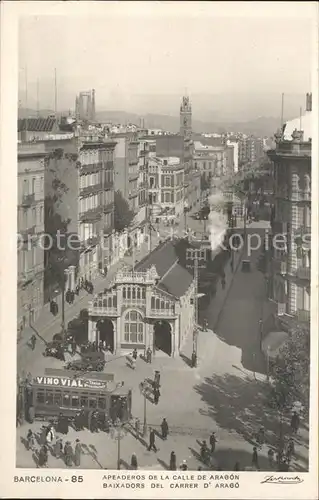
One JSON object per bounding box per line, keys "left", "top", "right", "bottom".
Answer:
{"left": 148, "top": 428, "right": 157, "bottom": 452}
{"left": 290, "top": 411, "right": 300, "bottom": 434}
{"left": 252, "top": 446, "right": 259, "bottom": 470}
{"left": 209, "top": 432, "right": 217, "bottom": 453}
{"left": 161, "top": 418, "right": 169, "bottom": 439}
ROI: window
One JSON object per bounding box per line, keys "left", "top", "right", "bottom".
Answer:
{"left": 45, "top": 391, "right": 54, "bottom": 405}
{"left": 209, "top": 162, "right": 212, "bottom": 169}
{"left": 98, "top": 397, "right": 106, "bottom": 410}
{"left": 54, "top": 392, "right": 62, "bottom": 406}
{"left": 36, "top": 390, "right": 45, "bottom": 404}
{"left": 203, "top": 162, "right": 206, "bottom": 169}
{"left": 32, "top": 207, "right": 36, "bottom": 225}
{"left": 32, "top": 246, "right": 37, "bottom": 267}
{"left": 32, "top": 178, "right": 36, "bottom": 194}
{"left": 89, "top": 397, "right": 97, "bottom": 409}
{"left": 23, "top": 179, "right": 28, "bottom": 195}
{"left": 123, "top": 287, "right": 126, "bottom": 299}
{"left": 124, "top": 310, "right": 144, "bottom": 343}
{"left": 40, "top": 177, "right": 44, "bottom": 193}
{"left": 62, "top": 392, "right": 71, "bottom": 407}
{"left": 80, "top": 395, "right": 88, "bottom": 407}
{"left": 39, "top": 206, "right": 44, "bottom": 224}
{"left": 72, "top": 395, "right": 80, "bottom": 408}
{"left": 194, "top": 162, "right": 197, "bottom": 169}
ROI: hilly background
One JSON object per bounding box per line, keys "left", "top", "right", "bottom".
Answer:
{"left": 18, "top": 91, "right": 306, "bottom": 137}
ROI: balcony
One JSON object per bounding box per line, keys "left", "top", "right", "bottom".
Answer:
{"left": 295, "top": 266, "right": 311, "bottom": 281}
{"left": 19, "top": 225, "right": 36, "bottom": 242}
{"left": 21, "top": 193, "right": 35, "bottom": 208}
{"left": 85, "top": 235, "right": 100, "bottom": 248}
{"left": 103, "top": 202, "right": 114, "bottom": 214}
{"left": 148, "top": 308, "right": 176, "bottom": 317}
{"left": 103, "top": 226, "right": 113, "bottom": 236}
{"left": 80, "top": 183, "right": 103, "bottom": 197}
{"left": 294, "top": 226, "right": 311, "bottom": 247}
{"left": 103, "top": 179, "right": 113, "bottom": 190}
{"left": 296, "top": 309, "right": 310, "bottom": 323}
{"left": 79, "top": 206, "right": 103, "bottom": 223}
{"left": 18, "top": 270, "right": 35, "bottom": 288}
{"left": 89, "top": 293, "right": 118, "bottom": 316}
{"left": 291, "top": 191, "right": 311, "bottom": 203}
{"left": 129, "top": 172, "right": 139, "bottom": 182}
{"left": 129, "top": 190, "right": 138, "bottom": 199}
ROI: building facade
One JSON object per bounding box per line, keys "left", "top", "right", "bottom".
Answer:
{"left": 267, "top": 93, "right": 312, "bottom": 328}
{"left": 75, "top": 89, "right": 96, "bottom": 122}
{"left": 147, "top": 157, "right": 185, "bottom": 220}
{"left": 87, "top": 240, "right": 195, "bottom": 357}
{"left": 112, "top": 133, "right": 139, "bottom": 213}
{"left": 78, "top": 140, "right": 116, "bottom": 279}
{"left": 18, "top": 143, "right": 46, "bottom": 330}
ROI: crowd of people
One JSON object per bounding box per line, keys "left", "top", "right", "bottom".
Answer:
{"left": 26, "top": 424, "right": 82, "bottom": 468}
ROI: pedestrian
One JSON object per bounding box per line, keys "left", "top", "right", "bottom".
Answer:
{"left": 169, "top": 451, "right": 177, "bottom": 470}
{"left": 286, "top": 438, "right": 295, "bottom": 462}
{"left": 74, "top": 439, "right": 81, "bottom": 467}
{"left": 64, "top": 441, "right": 73, "bottom": 467}
{"left": 71, "top": 340, "right": 77, "bottom": 355}
{"left": 154, "top": 370, "right": 161, "bottom": 388}
{"left": 161, "top": 418, "right": 169, "bottom": 439}
{"left": 146, "top": 347, "right": 152, "bottom": 364}
{"left": 135, "top": 418, "right": 140, "bottom": 437}
{"left": 38, "top": 445, "right": 48, "bottom": 468}
{"left": 234, "top": 462, "right": 240, "bottom": 471}
{"left": 180, "top": 459, "right": 188, "bottom": 471}
{"left": 88, "top": 409, "right": 94, "bottom": 432}
{"left": 290, "top": 411, "right": 300, "bottom": 434}
{"left": 252, "top": 446, "right": 259, "bottom": 470}
{"left": 191, "top": 350, "right": 197, "bottom": 368}
{"left": 200, "top": 440, "right": 209, "bottom": 464}
{"left": 153, "top": 387, "right": 160, "bottom": 405}
{"left": 74, "top": 412, "right": 82, "bottom": 432}
{"left": 26, "top": 429, "right": 35, "bottom": 451}
{"left": 221, "top": 277, "right": 226, "bottom": 290}
{"left": 104, "top": 265, "right": 108, "bottom": 277}
{"left": 132, "top": 348, "right": 137, "bottom": 360}
{"left": 268, "top": 448, "right": 274, "bottom": 468}
{"left": 102, "top": 340, "right": 107, "bottom": 351}
{"left": 30, "top": 334, "right": 36, "bottom": 350}
{"left": 256, "top": 427, "right": 265, "bottom": 449}
{"left": 45, "top": 424, "right": 55, "bottom": 445}
{"left": 209, "top": 432, "right": 217, "bottom": 453}
{"left": 148, "top": 428, "right": 157, "bottom": 452}
{"left": 131, "top": 453, "right": 138, "bottom": 470}
{"left": 54, "top": 438, "right": 63, "bottom": 459}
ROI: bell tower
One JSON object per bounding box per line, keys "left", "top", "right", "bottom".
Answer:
{"left": 180, "top": 95, "right": 192, "bottom": 140}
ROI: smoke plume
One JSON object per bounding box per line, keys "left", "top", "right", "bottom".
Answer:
{"left": 207, "top": 191, "right": 228, "bottom": 251}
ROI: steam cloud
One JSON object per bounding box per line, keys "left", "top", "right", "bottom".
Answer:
{"left": 207, "top": 191, "right": 228, "bottom": 251}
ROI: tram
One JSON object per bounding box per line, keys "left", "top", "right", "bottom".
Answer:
{"left": 20, "top": 371, "right": 132, "bottom": 424}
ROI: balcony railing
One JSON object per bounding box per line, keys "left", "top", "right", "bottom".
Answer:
{"left": 88, "top": 306, "right": 118, "bottom": 316}
{"left": 296, "top": 309, "right": 310, "bottom": 323}
{"left": 149, "top": 308, "right": 176, "bottom": 317}
{"left": 19, "top": 225, "right": 36, "bottom": 241}
{"left": 295, "top": 266, "right": 311, "bottom": 281}
{"left": 85, "top": 235, "right": 100, "bottom": 248}
{"left": 80, "top": 183, "right": 103, "bottom": 197}
{"left": 291, "top": 191, "right": 311, "bottom": 202}
{"left": 103, "top": 202, "right": 114, "bottom": 214}
{"left": 21, "top": 193, "right": 35, "bottom": 207}
{"left": 79, "top": 206, "right": 103, "bottom": 223}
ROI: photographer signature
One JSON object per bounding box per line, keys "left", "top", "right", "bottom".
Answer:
{"left": 261, "top": 475, "right": 304, "bottom": 485}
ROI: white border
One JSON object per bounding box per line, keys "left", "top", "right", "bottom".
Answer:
{"left": 0, "top": 2, "right": 318, "bottom": 499}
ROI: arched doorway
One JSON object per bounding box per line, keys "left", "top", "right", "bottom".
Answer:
{"left": 96, "top": 318, "right": 114, "bottom": 352}
{"left": 154, "top": 320, "right": 172, "bottom": 356}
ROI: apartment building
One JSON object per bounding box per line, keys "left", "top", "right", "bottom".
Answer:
{"left": 78, "top": 140, "right": 116, "bottom": 279}
{"left": 267, "top": 93, "right": 312, "bottom": 330}
{"left": 148, "top": 156, "right": 185, "bottom": 221}
{"left": 18, "top": 143, "right": 46, "bottom": 331}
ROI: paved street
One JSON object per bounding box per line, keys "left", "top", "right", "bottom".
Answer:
{"left": 16, "top": 220, "right": 309, "bottom": 471}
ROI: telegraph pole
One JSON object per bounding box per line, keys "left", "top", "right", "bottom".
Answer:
{"left": 193, "top": 255, "right": 199, "bottom": 355}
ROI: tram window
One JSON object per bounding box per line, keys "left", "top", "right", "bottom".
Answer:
{"left": 36, "top": 390, "right": 45, "bottom": 404}
{"left": 72, "top": 395, "right": 80, "bottom": 408}
{"left": 45, "top": 390, "right": 54, "bottom": 405}
{"left": 62, "top": 392, "right": 71, "bottom": 407}
{"left": 89, "top": 397, "right": 97, "bottom": 409}
{"left": 80, "top": 395, "right": 88, "bottom": 407}
{"left": 98, "top": 397, "right": 106, "bottom": 410}
{"left": 54, "top": 392, "right": 62, "bottom": 406}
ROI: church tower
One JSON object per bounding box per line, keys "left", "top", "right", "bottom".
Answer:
{"left": 180, "top": 95, "right": 192, "bottom": 140}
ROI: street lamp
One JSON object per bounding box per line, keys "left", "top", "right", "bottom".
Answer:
{"left": 110, "top": 417, "right": 127, "bottom": 470}
{"left": 139, "top": 379, "right": 148, "bottom": 436}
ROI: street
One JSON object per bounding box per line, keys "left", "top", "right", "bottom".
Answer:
{"left": 16, "top": 217, "right": 309, "bottom": 471}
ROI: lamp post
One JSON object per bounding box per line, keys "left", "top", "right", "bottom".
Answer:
{"left": 139, "top": 379, "right": 148, "bottom": 436}
{"left": 111, "top": 418, "right": 126, "bottom": 470}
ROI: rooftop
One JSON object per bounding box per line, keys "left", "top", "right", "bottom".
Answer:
{"left": 18, "top": 116, "right": 57, "bottom": 133}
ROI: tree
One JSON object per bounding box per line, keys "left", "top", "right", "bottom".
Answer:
{"left": 267, "top": 327, "right": 310, "bottom": 448}
{"left": 114, "top": 190, "right": 135, "bottom": 232}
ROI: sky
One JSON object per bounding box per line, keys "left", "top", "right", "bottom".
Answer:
{"left": 18, "top": 3, "right": 315, "bottom": 120}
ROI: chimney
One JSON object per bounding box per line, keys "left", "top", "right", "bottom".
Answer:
{"left": 306, "top": 92, "right": 312, "bottom": 112}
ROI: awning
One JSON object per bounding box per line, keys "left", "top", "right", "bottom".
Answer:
{"left": 261, "top": 330, "right": 289, "bottom": 359}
